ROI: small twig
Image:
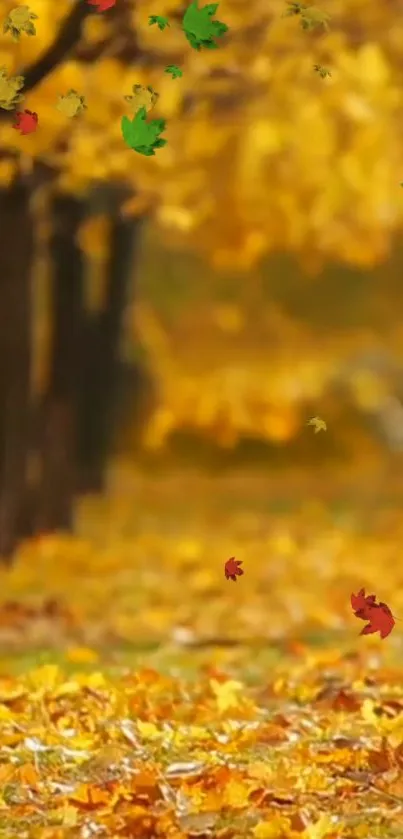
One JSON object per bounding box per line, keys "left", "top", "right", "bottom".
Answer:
{"left": 369, "top": 782, "right": 403, "bottom": 807}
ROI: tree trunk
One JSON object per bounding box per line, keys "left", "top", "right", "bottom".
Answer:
{"left": 77, "top": 213, "right": 142, "bottom": 492}
{"left": 36, "top": 193, "right": 85, "bottom": 533}
{"left": 0, "top": 181, "right": 33, "bottom": 560}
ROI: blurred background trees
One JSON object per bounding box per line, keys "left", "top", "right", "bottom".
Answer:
{"left": 0, "top": 0, "right": 403, "bottom": 559}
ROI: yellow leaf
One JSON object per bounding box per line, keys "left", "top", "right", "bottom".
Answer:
{"left": 28, "top": 664, "right": 61, "bottom": 692}
{"left": 361, "top": 698, "right": 380, "bottom": 727}
{"left": 223, "top": 778, "right": 252, "bottom": 808}
{"left": 137, "top": 720, "right": 163, "bottom": 740}
{"left": 210, "top": 678, "right": 244, "bottom": 712}
{"left": 248, "top": 761, "right": 273, "bottom": 781}
{"left": 53, "top": 680, "right": 81, "bottom": 698}
{"left": 302, "top": 814, "right": 336, "bottom": 839}
{"left": 0, "top": 765, "right": 14, "bottom": 784}
{"left": 49, "top": 805, "right": 79, "bottom": 827}
{"left": 253, "top": 816, "right": 292, "bottom": 838}
{"left": 306, "top": 416, "right": 327, "bottom": 433}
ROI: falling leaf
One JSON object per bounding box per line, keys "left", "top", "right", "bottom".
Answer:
{"left": 306, "top": 416, "right": 327, "bottom": 433}
{"left": 148, "top": 14, "right": 170, "bottom": 30}
{"left": 0, "top": 66, "right": 24, "bottom": 110}
{"left": 182, "top": 1, "right": 229, "bottom": 51}
{"left": 165, "top": 64, "right": 183, "bottom": 79}
{"left": 3, "top": 5, "right": 38, "bottom": 41}
{"left": 313, "top": 64, "right": 331, "bottom": 78}
{"left": 12, "top": 109, "right": 38, "bottom": 134}
{"left": 351, "top": 587, "right": 396, "bottom": 639}
{"left": 56, "top": 90, "right": 87, "bottom": 118}
{"left": 300, "top": 6, "right": 331, "bottom": 30}
{"left": 124, "top": 84, "right": 159, "bottom": 115}
{"left": 224, "top": 556, "right": 244, "bottom": 581}
{"left": 86, "top": 0, "right": 116, "bottom": 10}
{"left": 121, "top": 106, "right": 167, "bottom": 156}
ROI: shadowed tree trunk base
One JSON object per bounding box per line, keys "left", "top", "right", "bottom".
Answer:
{"left": 76, "top": 212, "right": 143, "bottom": 493}
{"left": 0, "top": 181, "right": 33, "bottom": 560}
{"left": 35, "top": 193, "right": 85, "bottom": 533}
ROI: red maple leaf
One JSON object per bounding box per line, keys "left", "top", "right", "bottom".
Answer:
{"left": 351, "top": 588, "right": 395, "bottom": 639}
{"left": 224, "top": 557, "right": 243, "bottom": 582}
{"left": 86, "top": 0, "right": 116, "bottom": 10}
{"left": 13, "top": 110, "right": 38, "bottom": 135}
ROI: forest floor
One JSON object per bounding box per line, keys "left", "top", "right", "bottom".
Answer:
{"left": 0, "top": 466, "right": 402, "bottom": 838}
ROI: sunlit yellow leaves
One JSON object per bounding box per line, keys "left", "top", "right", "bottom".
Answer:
{"left": 303, "top": 814, "right": 337, "bottom": 839}
{"left": 137, "top": 720, "right": 163, "bottom": 740}
{"left": 223, "top": 777, "right": 253, "bottom": 808}
{"left": 48, "top": 804, "right": 79, "bottom": 827}
{"left": 0, "top": 485, "right": 403, "bottom": 838}
{"left": 0, "top": 679, "right": 27, "bottom": 703}
{"left": 210, "top": 678, "right": 244, "bottom": 712}
{"left": 0, "top": 0, "right": 400, "bottom": 270}
{"left": 27, "top": 663, "right": 61, "bottom": 693}
{"left": 253, "top": 816, "right": 294, "bottom": 839}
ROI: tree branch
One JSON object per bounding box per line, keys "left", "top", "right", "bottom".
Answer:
{"left": 0, "top": 1, "right": 93, "bottom": 121}
{"left": 23, "top": 2, "right": 92, "bottom": 93}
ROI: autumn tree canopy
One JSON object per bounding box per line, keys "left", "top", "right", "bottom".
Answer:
{"left": 0, "top": 0, "right": 401, "bottom": 270}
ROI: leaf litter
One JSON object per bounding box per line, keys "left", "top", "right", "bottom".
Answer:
{"left": 0, "top": 472, "right": 401, "bottom": 835}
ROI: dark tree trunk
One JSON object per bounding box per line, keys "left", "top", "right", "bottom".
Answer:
{"left": 0, "top": 181, "right": 33, "bottom": 560}
{"left": 77, "top": 214, "right": 142, "bottom": 493}
{"left": 36, "top": 194, "right": 86, "bottom": 533}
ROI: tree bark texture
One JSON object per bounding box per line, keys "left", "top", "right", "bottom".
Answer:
{"left": 0, "top": 182, "right": 33, "bottom": 559}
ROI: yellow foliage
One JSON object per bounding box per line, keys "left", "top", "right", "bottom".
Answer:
{"left": 0, "top": 0, "right": 401, "bottom": 267}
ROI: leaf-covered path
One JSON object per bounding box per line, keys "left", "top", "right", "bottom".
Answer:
{"left": 0, "top": 469, "right": 402, "bottom": 838}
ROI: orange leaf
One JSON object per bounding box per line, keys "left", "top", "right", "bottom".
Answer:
{"left": 69, "top": 783, "right": 110, "bottom": 811}
{"left": 16, "top": 763, "right": 40, "bottom": 788}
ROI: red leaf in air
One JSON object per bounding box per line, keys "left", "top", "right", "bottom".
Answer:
{"left": 224, "top": 557, "right": 243, "bottom": 582}
{"left": 13, "top": 110, "right": 38, "bottom": 135}
{"left": 351, "top": 589, "right": 396, "bottom": 639}
{"left": 86, "top": 0, "right": 116, "bottom": 10}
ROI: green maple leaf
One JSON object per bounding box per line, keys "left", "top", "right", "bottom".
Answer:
{"left": 121, "top": 106, "right": 167, "bottom": 156}
{"left": 165, "top": 64, "right": 183, "bottom": 79}
{"left": 182, "top": 1, "right": 228, "bottom": 50}
{"left": 148, "top": 15, "right": 170, "bottom": 30}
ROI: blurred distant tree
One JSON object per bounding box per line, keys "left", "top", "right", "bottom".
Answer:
{"left": 0, "top": 0, "right": 402, "bottom": 554}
